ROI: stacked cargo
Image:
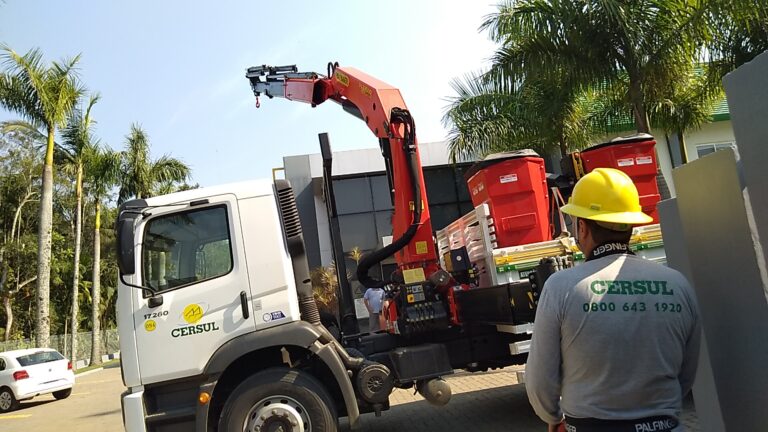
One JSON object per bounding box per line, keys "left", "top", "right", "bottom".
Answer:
{"left": 439, "top": 133, "right": 668, "bottom": 288}
{"left": 465, "top": 150, "right": 550, "bottom": 249}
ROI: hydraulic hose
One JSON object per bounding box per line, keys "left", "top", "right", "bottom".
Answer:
{"left": 356, "top": 108, "right": 422, "bottom": 288}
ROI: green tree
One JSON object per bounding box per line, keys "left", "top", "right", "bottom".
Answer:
{"left": 444, "top": 71, "right": 614, "bottom": 160}
{"left": 59, "top": 94, "right": 100, "bottom": 367}
{"left": 0, "top": 46, "right": 84, "bottom": 347}
{"left": 483, "top": 0, "right": 705, "bottom": 134}
{"left": 703, "top": 0, "right": 768, "bottom": 84}
{"left": 649, "top": 65, "right": 723, "bottom": 164}
{"left": 84, "top": 146, "right": 120, "bottom": 365}
{"left": 118, "top": 124, "right": 190, "bottom": 204}
{"left": 0, "top": 132, "right": 40, "bottom": 341}
{"left": 456, "top": 0, "right": 766, "bottom": 198}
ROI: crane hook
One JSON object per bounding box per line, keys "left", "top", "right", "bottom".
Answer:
{"left": 255, "top": 96, "right": 261, "bottom": 108}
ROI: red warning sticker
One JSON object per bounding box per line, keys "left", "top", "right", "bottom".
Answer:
{"left": 617, "top": 158, "right": 635, "bottom": 167}
{"left": 635, "top": 156, "right": 653, "bottom": 165}
{"left": 500, "top": 174, "right": 518, "bottom": 183}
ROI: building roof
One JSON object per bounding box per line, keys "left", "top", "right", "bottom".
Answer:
{"left": 710, "top": 97, "right": 731, "bottom": 122}
{"left": 601, "top": 95, "right": 730, "bottom": 134}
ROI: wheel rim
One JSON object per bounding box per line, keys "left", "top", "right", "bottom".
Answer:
{"left": 243, "top": 395, "right": 310, "bottom": 432}
{"left": 0, "top": 391, "right": 11, "bottom": 410}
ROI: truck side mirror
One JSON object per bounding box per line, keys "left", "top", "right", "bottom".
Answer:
{"left": 116, "top": 212, "right": 137, "bottom": 276}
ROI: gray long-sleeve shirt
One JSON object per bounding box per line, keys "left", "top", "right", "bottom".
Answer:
{"left": 525, "top": 254, "right": 701, "bottom": 430}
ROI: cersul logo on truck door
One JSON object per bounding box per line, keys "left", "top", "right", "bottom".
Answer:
{"left": 171, "top": 303, "right": 221, "bottom": 338}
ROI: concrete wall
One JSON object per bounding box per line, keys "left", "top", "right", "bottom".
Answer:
{"left": 659, "top": 50, "right": 768, "bottom": 432}
{"left": 655, "top": 134, "right": 675, "bottom": 196}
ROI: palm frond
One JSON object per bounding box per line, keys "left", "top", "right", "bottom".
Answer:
{"left": 0, "top": 120, "right": 46, "bottom": 142}
{"left": 443, "top": 73, "right": 529, "bottom": 161}
{"left": 47, "top": 54, "right": 85, "bottom": 129}
{"left": 60, "top": 92, "right": 101, "bottom": 162}
{"left": 701, "top": 0, "right": 768, "bottom": 83}
{"left": 86, "top": 145, "right": 122, "bottom": 201}
{"left": 649, "top": 65, "right": 724, "bottom": 134}
{"left": 0, "top": 46, "right": 46, "bottom": 124}
{"left": 0, "top": 45, "right": 85, "bottom": 152}
{"left": 443, "top": 61, "right": 619, "bottom": 161}
{"left": 151, "top": 156, "right": 190, "bottom": 185}
{"left": 469, "top": 0, "right": 749, "bottom": 146}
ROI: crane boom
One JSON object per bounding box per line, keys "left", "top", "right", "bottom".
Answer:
{"left": 246, "top": 63, "right": 439, "bottom": 286}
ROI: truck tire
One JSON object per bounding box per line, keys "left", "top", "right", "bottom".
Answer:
{"left": 217, "top": 367, "right": 337, "bottom": 432}
{"left": 0, "top": 387, "right": 19, "bottom": 413}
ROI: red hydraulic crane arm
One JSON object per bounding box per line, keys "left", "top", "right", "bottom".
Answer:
{"left": 246, "top": 64, "right": 439, "bottom": 286}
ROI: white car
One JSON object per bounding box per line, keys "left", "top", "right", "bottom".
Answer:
{"left": 0, "top": 348, "right": 75, "bottom": 412}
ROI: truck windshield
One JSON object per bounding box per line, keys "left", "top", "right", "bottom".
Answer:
{"left": 17, "top": 351, "right": 64, "bottom": 366}
{"left": 142, "top": 205, "right": 233, "bottom": 292}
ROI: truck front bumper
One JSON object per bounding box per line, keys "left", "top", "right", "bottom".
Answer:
{"left": 122, "top": 388, "right": 147, "bottom": 432}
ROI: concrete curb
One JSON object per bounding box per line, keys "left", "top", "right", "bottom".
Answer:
{"left": 75, "top": 351, "right": 120, "bottom": 370}
{"left": 75, "top": 367, "right": 105, "bottom": 377}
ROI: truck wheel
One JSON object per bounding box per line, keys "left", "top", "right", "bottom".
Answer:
{"left": 0, "top": 387, "right": 19, "bottom": 413}
{"left": 53, "top": 388, "right": 72, "bottom": 400}
{"left": 218, "top": 367, "right": 337, "bottom": 432}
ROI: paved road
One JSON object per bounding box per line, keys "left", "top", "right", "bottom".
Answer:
{"left": 0, "top": 363, "right": 124, "bottom": 432}
{"left": 348, "top": 368, "right": 701, "bottom": 431}
{"left": 0, "top": 365, "right": 700, "bottom": 431}
{"left": 345, "top": 368, "right": 546, "bottom": 431}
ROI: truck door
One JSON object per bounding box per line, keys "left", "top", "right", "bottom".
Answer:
{"left": 132, "top": 194, "right": 255, "bottom": 383}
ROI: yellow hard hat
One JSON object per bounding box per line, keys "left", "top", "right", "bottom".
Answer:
{"left": 561, "top": 168, "right": 653, "bottom": 225}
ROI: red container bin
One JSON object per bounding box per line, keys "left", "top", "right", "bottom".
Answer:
{"left": 579, "top": 134, "right": 660, "bottom": 224}
{"left": 465, "top": 150, "right": 550, "bottom": 248}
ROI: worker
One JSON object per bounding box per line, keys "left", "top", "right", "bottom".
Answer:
{"left": 363, "top": 286, "right": 384, "bottom": 332}
{"left": 526, "top": 168, "right": 701, "bottom": 432}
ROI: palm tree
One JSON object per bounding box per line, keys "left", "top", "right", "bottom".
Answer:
{"left": 118, "top": 124, "right": 190, "bottom": 204}
{"left": 649, "top": 65, "right": 723, "bottom": 164}
{"left": 85, "top": 146, "right": 120, "bottom": 365}
{"left": 0, "top": 46, "right": 84, "bottom": 347}
{"left": 703, "top": 0, "right": 768, "bottom": 83}
{"left": 444, "top": 70, "right": 617, "bottom": 160}
{"left": 154, "top": 180, "right": 200, "bottom": 196}
{"left": 59, "top": 94, "right": 100, "bottom": 367}
{"left": 444, "top": 73, "right": 538, "bottom": 161}
{"left": 483, "top": 1, "right": 705, "bottom": 134}
{"left": 452, "top": 1, "right": 766, "bottom": 167}
{"left": 476, "top": 1, "right": 736, "bottom": 199}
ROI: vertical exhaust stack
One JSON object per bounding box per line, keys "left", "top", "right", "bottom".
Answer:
{"left": 274, "top": 179, "right": 320, "bottom": 325}
{"left": 274, "top": 179, "right": 363, "bottom": 369}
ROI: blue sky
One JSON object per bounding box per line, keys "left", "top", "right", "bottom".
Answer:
{"left": 0, "top": 1, "right": 498, "bottom": 187}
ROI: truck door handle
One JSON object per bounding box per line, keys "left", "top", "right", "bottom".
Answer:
{"left": 240, "top": 291, "right": 250, "bottom": 319}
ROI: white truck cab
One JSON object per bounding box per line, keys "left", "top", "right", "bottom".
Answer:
{"left": 117, "top": 179, "right": 361, "bottom": 432}
{"left": 115, "top": 172, "right": 543, "bottom": 432}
